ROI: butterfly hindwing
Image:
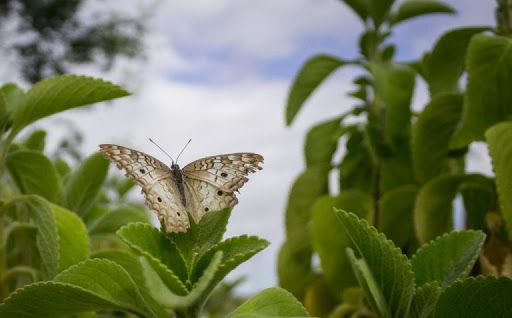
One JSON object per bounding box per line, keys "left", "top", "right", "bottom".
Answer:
{"left": 184, "top": 177, "right": 238, "bottom": 223}
{"left": 99, "top": 144, "right": 189, "bottom": 232}
{"left": 182, "top": 153, "right": 263, "bottom": 192}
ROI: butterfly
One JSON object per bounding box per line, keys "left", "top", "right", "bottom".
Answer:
{"left": 99, "top": 143, "right": 263, "bottom": 233}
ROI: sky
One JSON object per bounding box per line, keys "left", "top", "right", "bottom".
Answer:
{"left": 4, "top": 0, "right": 496, "bottom": 294}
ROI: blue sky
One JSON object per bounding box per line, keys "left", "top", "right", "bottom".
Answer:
{"left": 10, "top": 0, "right": 496, "bottom": 294}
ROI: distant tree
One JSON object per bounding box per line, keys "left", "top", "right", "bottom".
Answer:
{"left": 0, "top": 0, "right": 145, "bottom": 83}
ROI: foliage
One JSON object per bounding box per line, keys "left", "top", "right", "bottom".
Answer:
{"left": 0, "top": 0, "right": 145, "bottom": 83}
{"left": 335, "top": 209, "right": 511, "bottom": 318}
{"left": 279, "top": 0, "right": 512, "bottom": 316}
{"left": 0, "top": 75, "right": 301, "bottom": 317}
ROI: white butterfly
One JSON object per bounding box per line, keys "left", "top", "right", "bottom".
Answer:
{"left": 99, "top": 144, "right": 263, "bottom": 233}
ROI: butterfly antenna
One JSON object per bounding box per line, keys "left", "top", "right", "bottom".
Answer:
{"left": 148, "top": 138, "right": 175, "bottom": 164}
{"left": 175, "top": 138, "right": 192, "bottom": 164}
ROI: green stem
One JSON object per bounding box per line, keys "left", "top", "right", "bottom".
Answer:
{"left": 175, "top": 306, "right": 200, "bottom": 318}
{"left": 496, "top": 0, "right": 512, "bottom": 36}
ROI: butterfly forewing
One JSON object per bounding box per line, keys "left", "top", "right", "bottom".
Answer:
{"left": 99, "top": 144, "right": 189, "bottom": 232}
{"left": 182, "top": 153, "right": 263, "bottom": 192}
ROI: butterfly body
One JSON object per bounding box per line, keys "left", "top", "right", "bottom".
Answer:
{"left": 99, "top": 144, "right": 263, "bottom": 233}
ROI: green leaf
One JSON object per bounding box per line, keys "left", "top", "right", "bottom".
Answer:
{"left": 411, "top": 231, "right": 485, "bottom": 288}
{"left": 88, "top": 206, "right": 151, "bottom": 235}
{"left": 286, "top": 55, "right": 347, "bottom": 125}
{"left": 410, "top": 282, "right": 441, "bottom": 318}
{"left": 434, "top": 276, "right": 512, "bottom": 317}
{"left": 304, "top": 116, "right": 342, "bottom": 167}
{"left": 117, "top": 223, "right": 188, "bottom": 290}
{"left": 0, "top": 93, "right": 7, "bottom": 131}
{"left": 12, "top": 75, "right": 130, "bottom": 134}
{"left": 191, "top": 235, "right": 269, "bottom": 286}
{"left": 311, "top": 191, "right": 372, "bottom": 295}
{"left": 140, "top": 251, "right": 223, "bottom": 309}
{"left": 52, "top": 204, "right": 90, "bottom": 272}
{"left": 62, "top": 152, "right": 109, "bottom": 216}
{"left": 345, "top": 248, "right": 388, "bottom": 318}
{"left": 166, "top": 208, "right": 231, "bottom": 267}
{"left": 23, "top": 129, "right": 47, "bottom": 151}
{"left": 414, "top": 174, "right": 491, "bottom": 243}
{"left": 371, "top": 63, "right": 415, "bottom": 145}
{"left": 335, "top": 209, "right": 414, "bottom": 318}
{"left": 486, "top": 122, "right": 512, "bottom": 238}
{"left": 279, "top": 166, "right": 330, "bottom": 298}
{"left": 339, "top": 128, "right": 374, "bottom": 193}
{"left": 91, "top": 249, "right": 169, "bottom": 318}
{"left": 424, "top": 27, "right": 489, "bottom": 96}
{"left": 227, "top": 288, "right": 310, "bottom": 318}
{"left": 460, "top": 181, "right": 495, "bottom": 231}
{"left": 378, "top": 185, "right": 418, "bottom": 248}
{"left": 412, "top": 94, "right": 463, "bottom": 183}
{"left": 0, "top": 281, "right": 138, "bottom": 318}
{"left": 0, "top": 83, "right": 24, "bottom": 123}
{"left": 6, "top": 150, "right": 62, "bottom": 202}
{"left": 368, "top": 0, "right": 395, "bottom": 27}
{"left": 390, "top": 1, "right": 455, "bottom": 26}
{"left": 55, "top": 258, "right": 162, "bottom": 318}
{"left": 6, "top": 195, "right": 59, "bottom": 279}
{"left": 340, "top": 0, "right": 369, "bottom": 22}
{"left": 453, "top": 35, "right": 512, "bottom": 147}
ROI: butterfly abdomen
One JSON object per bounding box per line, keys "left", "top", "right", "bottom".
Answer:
{"left": 170, "top": 164, "right": 187, "bottom": 206}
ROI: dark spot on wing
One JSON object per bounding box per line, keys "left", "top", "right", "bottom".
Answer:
{"left": 204, "top": 207, "right": 209, "bottom": 212}
{"left": 217, "top": 190, "right": 223, "bottom": 196}
{"left": 157, "top": 197, "right": 162, "bottom": 202}
{"left": 139, "top": 168, "right": 145, "bottom": 174}
{"left": 221, "top": 172, "right": 228, "bottom": 177}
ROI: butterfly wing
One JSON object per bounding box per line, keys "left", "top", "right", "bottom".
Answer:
{"left": 182, "top": 153, "right": 263, "bottom": 192}
{"left": 182, "top": 153, "right": 263, "bottom": 222}
{"left": 99, "top": 144, "right": 190, "bottom": 233}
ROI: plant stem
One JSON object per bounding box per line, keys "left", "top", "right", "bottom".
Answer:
{"left": 496, "top": 0, "right": 512, "bottom": 36}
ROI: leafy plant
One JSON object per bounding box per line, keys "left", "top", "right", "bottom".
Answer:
{"left": 0, "top": 75, "right": 306, "bottom": 317}
{"left": 279, "top": 0, "right": 512, "bottom": 316}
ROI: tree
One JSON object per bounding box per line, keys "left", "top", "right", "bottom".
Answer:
{"left": 0, "top": 0, "right": 144, "bottom": 83}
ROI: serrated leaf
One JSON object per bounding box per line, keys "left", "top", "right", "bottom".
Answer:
{"left": 117, "top": 223, "right": 188, "bottom": 290}
{"left": 410, "top": 282, "right": 440, "bottom": 318}
{"left": 411, "top": 231, "right": 485, "bottom": 288}
{"left": 390, "top": 1, "right": 455, "bottom": 26}
{"left": 378, "top": 185, "right": 418, "bottom": 248}
{"left": 54, "top": 258, "right": 161, "bottom": 318}
{"left": 486, "top": 122, "right": 512, "bottom": 238}
{"left": 305, "top": 116, "right": 343, "bottom": 167}
{"left": 286, "top": 55, "right": 347, "bottom": 125}
{"left": 434, "top": 276, "right": 512, "bottom": 317}
{"left": 371, "top": 63, "right": 415, "bottom": 145}
{"left": 279, "top": 166, "right": 330, "bottom": 298}
{"left": 452, "top": 35, "right": 512, "bottom": 147}
{"left": 335, "top": 209, "right": 414, "bottom": 318}
{"left": 311, "top": 191, "right": 372, "bottom": 295}
{"left": 88, "top": 206, "right": 151, "bottom": 235}
{"left": 412, "top": 94, "right": 463, "bottom": 183}
{"left": 52, "top": 203, "right": 90, "bottom": 272}
{"left": 191, "top": 235, "right": 269, "bottom": 286}
{"left": 6, "top": 150, "right": 62, "bottom": 202}
{"left": 62, "top": 152, "right": 109, "bottom": 216}
{"left": 141, "top": 251, "right": 223, "bottom": 309}
{"left": 12, "top": 75, "right": 130, "bottom": 134}
{"left": 6, "top": 195, "right": 59, "bottom": 279}
{"left": 414, "top": 174, "right": 491, "bottom": 243}
{"left": 23, "top": 129, "right": 46, "bottom": 151}
{"left": 0, "top": 281, "right": 133, "bottom": 318}
{"left": 346, "top": 248, "right": 388, "bottom": 318}
{"left": 166, "top": 208, "right": 231, "bottom": 267}
{"left": 227, "top": 287, "right": 310, "bottom": 318}
{"left": 424, "top": 27, "right": 489, "bottom": 96}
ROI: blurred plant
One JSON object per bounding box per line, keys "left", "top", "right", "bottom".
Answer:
{"left": 0, "top": 0, "right": 145, "bottom": 83}
{"left": 0, "top": 75, "right": 308, "bottom": 317}
{"left": 279, "top": 0, "right": 512, "bottom": 316}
